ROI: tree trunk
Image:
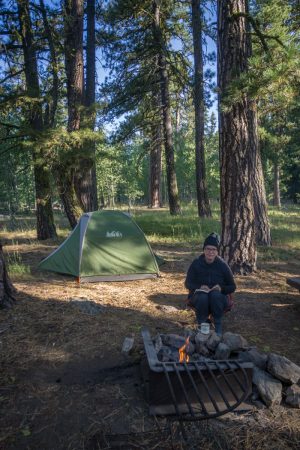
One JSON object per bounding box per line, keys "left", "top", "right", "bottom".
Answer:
{"left": 218, "top": 0, "right": 257, "bottom": 274}
{"left": 56, "top": 167, "right": 82, "bottom": 229}
{"left": 60, "top": 0, "right": 84, "bottom": 226}
{"left": 17, "top": 0, "right": 57, "bottom": 240}
{"left": 149, "top": 89, "right": 162, "bottom": 208}
{"left": 273, "top": 161, "right": 281, "bottom": 207}
{"left": 175, "top": 93, "right": 181, "bottom": 131}
{"left": 152, "top": 1, "right": 181, "bottom": 215}
{"left": 149, "top": 121, "right": 163, "bottom": 208}
{"left": 192, "top": 0, "right": 211, "bottom": 217}
{"left": 64, "top": 0, "right": 84, "bottom": 133}
{"left": 0, "top": 242, "right": 16, "bottom": 309}
{"left": 39, "top": 0, "right": 58, "bottom": 128}
{"left": 74, "top": 0, "right": 98, "bottom": 212}
{"left": 8, "top": 157, "right": 19, "bottom": 215}
{"left": 253, "top": 143, "right": 271, "bottom": 245}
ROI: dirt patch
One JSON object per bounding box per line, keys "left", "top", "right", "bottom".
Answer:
{"left": 0, "top": 240, "right": 300, "bottom": 449}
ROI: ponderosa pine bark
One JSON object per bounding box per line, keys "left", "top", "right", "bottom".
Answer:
{"left": 39, "top": 0, "right": 58, "bottom": 129}
{"left": 253, "top": 140, "right": 271, "bottom": 244}
{"left": 149, "top": 113, "right": 163, "bottom": 208}
{"left": 218, "top": 0, "right": 257, "bottom": 274}
{"left": 17, "top": 0, "right": 57, "bottom": 240}
{"left": 273, "top": 161, "right": 281, "bottom": 207}
{"left": 60, "top": 0, "right": 84, "bottom": 227}
{"left": 192, "top": 0, "right": 211, "bottom": 218}
{"left": 65, "top": 0, "right": 84, "bottom": 132}
{"left": 74, "top": 0, "right": 98, "bottom": 212}
{"left": 152, "top": 0, "right": 181, "bottom": 215}
{"left": 0, "top": 242, "right": 16, "bottom": 309}
{"left": 249, "top": 102, "right": 271, "bottom": 245}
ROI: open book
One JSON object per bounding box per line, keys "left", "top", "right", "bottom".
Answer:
{"left": 195, "top": 285, "right": 220, "bottom": 293}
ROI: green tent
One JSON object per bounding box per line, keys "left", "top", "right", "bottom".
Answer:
{"left": 39, "top": 210, "right": 160, "bottom": 282}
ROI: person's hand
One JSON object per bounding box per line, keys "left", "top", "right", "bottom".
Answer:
{"left": 211, "top": 284, "right": 221, "bottom": 291}
{"left": 200, "top": 285, "right": 210, "bottom": 292}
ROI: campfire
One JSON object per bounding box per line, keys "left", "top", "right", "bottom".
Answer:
{"left": 179, "top": 337, "right": 190, "bottom": 363}
{"left": 141, "top": 327, "right": 253, "bottom": 419}
{"left": 141, "top": 326, "right": 300, "bottom": 419}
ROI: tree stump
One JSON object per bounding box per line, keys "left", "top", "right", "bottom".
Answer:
{"left": 0, "top": 242, "right": 16, "bottom": 309}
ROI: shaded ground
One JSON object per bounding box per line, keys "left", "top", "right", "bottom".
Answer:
{"left": 0, "top": 234, "right": 300, "bottom": 449}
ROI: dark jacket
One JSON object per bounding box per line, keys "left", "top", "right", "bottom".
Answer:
{"left": 185, "top": 254, "right": 236, "bottom": 296}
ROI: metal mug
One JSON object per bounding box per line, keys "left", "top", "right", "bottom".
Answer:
{"left": 200, "top": 322, "right": 210, "bottom": 334}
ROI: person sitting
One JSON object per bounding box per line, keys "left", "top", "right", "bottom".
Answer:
{"left": 185, "top": 232, "right": 236, "bottom": 336}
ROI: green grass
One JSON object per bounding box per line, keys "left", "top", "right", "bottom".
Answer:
{"left": 134, "top": 204, "right": 221, "bottom": 245}
{"left": 6, "top": 250, "right": 31, "bottom": 276}
{"left": 134, "top": 203, "right": 300, "bottom": 252}
{"left": 268, "top": 205, "right": 300, "bottom": 248}
{"left": 1, "top": 203, "right": 300, "bottom": 262}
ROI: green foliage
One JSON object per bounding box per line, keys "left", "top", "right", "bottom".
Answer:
{"left": 250, "top": 0, "right": 300, "bottom": 203}
{"left": 96, "top": 138, "right": 145, "bottom": 207}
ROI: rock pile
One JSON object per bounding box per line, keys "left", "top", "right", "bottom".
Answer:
{"left": 153, "top": 330, "right": 300, "bottom": 409}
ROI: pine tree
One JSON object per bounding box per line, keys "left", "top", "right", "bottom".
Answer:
{"left": 57, "top": 0, "right": 85, "bottom": 227}
{"left": 17, "top": 0, "right": 57, "bottom": 239}
{"left": 74, "top": 0, "right": 98, "bottom": 212}
{"left": 191, "top": 0, "right": 211, "bottom": 217}
{"left": 100, "top": 0, "right": 186, "bottom": 214}
{"left": 218, "top": 0, "right": 257, "bottom": 274}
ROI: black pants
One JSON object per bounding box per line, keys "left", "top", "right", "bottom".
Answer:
{"left": 190, "top": 290, "right": 228, "bottom": 335}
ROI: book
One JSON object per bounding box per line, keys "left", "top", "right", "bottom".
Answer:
{"left": 195, "top": 287, "right": 210, "bottom": 293}
{"left": 195, "top": 285, "right": 221, "bottom": 293}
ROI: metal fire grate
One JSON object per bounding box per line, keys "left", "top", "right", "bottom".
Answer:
{"left": 141, "top": 327, "right": 253, "bottom": 421}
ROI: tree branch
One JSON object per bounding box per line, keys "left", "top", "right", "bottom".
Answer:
{"left": 0, "top": 69, "right": 24, "bottom": 84}
{"left": 231, "top": 12, "right": 286, "bottom": 53}
{"left": 0, "top": 121, "right": 20, "bottom": 129}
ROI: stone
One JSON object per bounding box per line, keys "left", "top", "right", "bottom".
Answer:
{"left": 157, "top": 345, "right": 179, "bottom": 362}
{"left": 206, "top": 332, "right": 221, "bottom": 352}
{"left": 214, "top": 342, "right": 231, "bottom": 360}
{"left": 157, "top": 345, "right": 174, "bottom": 362}
{"left": 238, "top": 348, "right": 268, "bottom": 370}
{"left": 161, "top": 334, "right": 186, "bottom": 349}
{"left": 70, "top": 298, "right": 105, "bottom": 315}
{"left": 267, "top": 353, "right": 300, "bottom": 385}
{"left": 222, "top": 332, "right": 248, "bottom": 351}
{"left": 194, "top": 332, "right": 210, "bottom": 356}
{"left": 153, "top": 334, "right": 163, "bottom": 352}
{"left": 121, "top": 337, "right": 134, "bottom": 354}
{"left": 185, "top": 341, "right": 195, "bottom": 355}
{"left": 195, "top": 342, "right": 210, "bottom": 356}
{"left": 252, "top": 367, "right": 282, "bottom": 407}
{"left": 156, "top": 305, "right": 179, "bottom": 313}
{"left": 194, "top": 331, "right": 210, "bottom": 345}
{"left": 285, "top": 384, "right": 300, "bottom": 408}
{"left": 191, "top": 353, "right": 211, "bottom": 362}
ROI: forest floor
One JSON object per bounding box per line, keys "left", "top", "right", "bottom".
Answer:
{"left": 1, "top": 214, "right": 300, "bottom": 449}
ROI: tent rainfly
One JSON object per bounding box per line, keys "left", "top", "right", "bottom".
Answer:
{"left": 38, "top": 210, "right": 160, "bottom": 282}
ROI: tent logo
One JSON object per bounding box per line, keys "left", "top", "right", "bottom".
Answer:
{"left": 106, "top": 231, "right": 123, "bottom": 238}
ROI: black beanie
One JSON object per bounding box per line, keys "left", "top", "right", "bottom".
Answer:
{"left": 203, "top": 232, "right": 220, "bottom": 249}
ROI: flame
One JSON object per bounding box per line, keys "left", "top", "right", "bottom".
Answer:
{"left": 179, "top": 337, "right": 190, "bottom": 363}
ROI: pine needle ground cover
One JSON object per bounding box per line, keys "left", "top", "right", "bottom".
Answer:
{"left": 0, "top": 206, "right": 299, "bottom": 449}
